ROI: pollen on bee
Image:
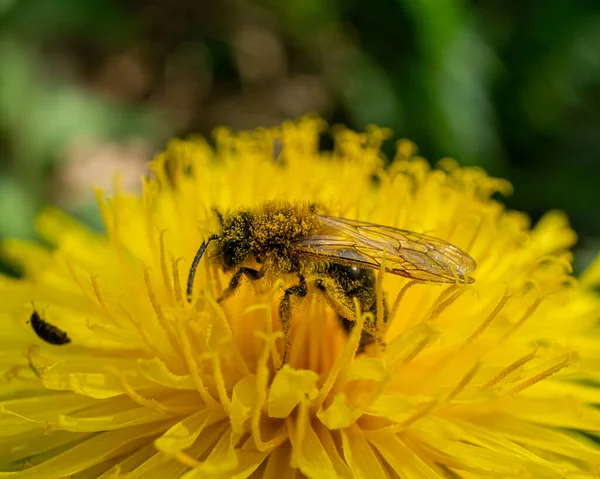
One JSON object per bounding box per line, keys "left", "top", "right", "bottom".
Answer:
{"left": 252, "top": 202, "right": 321, "bottom": 247}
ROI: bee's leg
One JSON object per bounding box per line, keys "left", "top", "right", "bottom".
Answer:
{"left": 278, "top": 274, "right": 307, "bottom": 363}
{"left": 316, "top": 274, "right": 387, "bottom": 352}
{"left": 218, "top": 267, "right": 264, "bottom": 303}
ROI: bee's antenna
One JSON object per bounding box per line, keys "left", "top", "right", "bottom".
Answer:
{"left": 186, "top": 234, "right": 219, "bottom": 302}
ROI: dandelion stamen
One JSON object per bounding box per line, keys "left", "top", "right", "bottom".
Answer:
{"left": 91, "top": 275, "right": 120, "bottom": 325}
{"left": 209, "top": 262, "right": 223, "bottom": 301}
{"left": 252, "top": 331, "right": 286, "bottom": 452}
{"left": 464, "top": 288, "right": 510, "bottom": 346}
{"left": 307, "top": 297, "right": 322, "bottom": 372}
{"left": 3, "top": 365, "right": 19, "bottom": 382}
{"left": 464, "top": 213, "right": 486, "bottom": 257}
{"left": 105, "top": 190, "right": 138, "bottom": 283}
{"left": 204, "top": 294, "right": 233, "bottom": 341}
{"left": 143, "top": 189, "right": 159, "bottom": 260}
{"left": 356, "top": 326, "right": 437, "bottom": 419}
{"left": 203, "top": 319, "right": 213, "bottom": 350}
{"left": 399, "top": 399, "right": 441, "bottom": 430}
{"left": 561, "top": 276, "right": 579, "bottom": 289}
{"left": 159, "top": 230, "right": 174, "bottom": 301}
{"left": 209, "top": 351, "right": 232, "bottom": 416}
{"left": 171, "top": 255, "right": 185, "bottom": 304}
{"left": 509, "top": 354, "right": 572, "bottom": 394}
{"left": 445, "top": 362, "right": 480, "bottom": 403}
{"left": 425, "top": 286, "right": 467, "bottom": 323}
{"left": 483, "top": 350, "right": 537, "bottom": 388}
{"left": 255, "top": 423, "right": 288, "bottom": 453}
{"left": 93, "top": 188, "right": 112, "bottom": 236}
{"left": 314, "top": 298, "right": 365, "bottom": 411}
{"left": 64, "top": 258, "right": 93, "bottom": 301}
{"left": 25, "top": 345, "right": 42, "bottom": 378}
{"left": 176, "top": 321, "right": 219, "bottom": 408}
{"left": 295, "top": 399, "right": 310, "bottom": 459}
{"left": 115, "top": 370, "right": 179, "bottom": 415}
{"left": 119, "top": 301, "right": 167, "bottom": 362}
{"left": 537, "top": 255, "right": 573, "bottom": 274}
{"left": 389, "top": 363, "right": 480, "bottom": 434}
{"left": 241, "top": 304, "right": 268, "bottom": 316}
{"left": 395, "top": 334, "right": 432, "bottom": 373}
{"left": 143, "top": 266, "right": 180, "bottom": 353}
{"left": 501, "top": 296, "right": 543, "bottom": 342}
{"left": 429, "top": 283, "right": 460, "bottom": 311}
{"left": 289, "top": 299, "right": 310, "bottom": 369}
{"left": 388, "top": 280, "right": 418, "bottom": 334}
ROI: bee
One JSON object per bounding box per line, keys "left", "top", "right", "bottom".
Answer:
{"left": 186, "top": 201, "right": 475, "bottom": 362}
{"left": 28, "top": 309, "right": 71, "bottom": 345}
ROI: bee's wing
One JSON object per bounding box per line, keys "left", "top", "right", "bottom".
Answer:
{"left": 293, "top": 215, "right": 476, "bottom": 284}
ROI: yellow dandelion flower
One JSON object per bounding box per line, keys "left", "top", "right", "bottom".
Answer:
{"left": 1, "top": 116, "right": 600, "bottom": 478}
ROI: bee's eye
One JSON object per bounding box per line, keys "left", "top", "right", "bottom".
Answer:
{"left": 222, "top": 240, "right": 237, "bottom": 268}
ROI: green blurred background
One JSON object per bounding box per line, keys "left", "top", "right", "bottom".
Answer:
{"left": 0, "top": 0, "right": 598, "bottom": 273}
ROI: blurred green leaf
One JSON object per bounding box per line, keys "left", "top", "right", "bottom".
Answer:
{"left": 0, "top": 0, "right": 597, "bottom": 272}
{"left": 1, "top": 0, "right": 133, "bottom": 44}
{"left": 400, "top": 0, "right": 504, "bottom": 172}
{"left": 0, "top": 175, "right": 36, "bottom": 239}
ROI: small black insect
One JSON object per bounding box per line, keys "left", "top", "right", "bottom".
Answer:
{"left": 28, "top": 310, "right": 71, "bottom": 345}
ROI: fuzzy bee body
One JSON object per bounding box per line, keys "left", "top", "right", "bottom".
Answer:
{"left": 187, "top": 201, "right": 476, "bottom": 361}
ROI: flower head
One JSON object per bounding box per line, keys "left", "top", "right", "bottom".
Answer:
{"left": 1, "top": 116, "right": 599, "bottom": 477}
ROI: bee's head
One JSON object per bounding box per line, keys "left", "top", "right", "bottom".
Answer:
{"left": 217, "top": 211, "right": 253, "bottom": 270}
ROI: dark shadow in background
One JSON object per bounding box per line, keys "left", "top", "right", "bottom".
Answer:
{"left": 0, "top": 0, "right": 598, "bottom": 274}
